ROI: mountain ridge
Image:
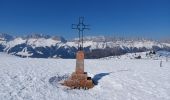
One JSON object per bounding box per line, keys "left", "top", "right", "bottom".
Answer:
{"left": 0, "top": 33, "right": 170, "bottom": 58}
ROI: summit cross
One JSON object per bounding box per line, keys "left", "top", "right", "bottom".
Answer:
{"left": 72, "top": 17, "right": 90, "bottom": 50}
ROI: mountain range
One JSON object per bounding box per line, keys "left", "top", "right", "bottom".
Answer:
{"left": 0, "top": 33, "right": 170, "bottom": 58}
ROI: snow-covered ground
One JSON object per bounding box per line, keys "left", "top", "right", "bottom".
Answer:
{"left": 0, "top": 52, "right": 170, "bottom": 100}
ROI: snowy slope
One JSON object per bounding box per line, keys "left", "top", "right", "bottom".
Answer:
{"left": 3, "top": 37, "right": 61, "bottom": 49}
{"left": 102, "top": 51, "right": 170, "bottom": 60}
{"left": 0, "top": 52, "right": 170, "bottom": 100}
{"left": 26, "top": 38, "right": 61, "bottom": 48}
{"left": 4, "top": 38, "right": 26, "bottom": 51}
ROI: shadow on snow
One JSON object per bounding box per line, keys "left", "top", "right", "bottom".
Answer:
{"left": 92, "top": 72, "right": 111, "bottom": 85}
{"left": 92, "top": 69, "right": 130, "bottom": 85}
{"left": 49, "top": 74, "right": 69, "bottom": 87}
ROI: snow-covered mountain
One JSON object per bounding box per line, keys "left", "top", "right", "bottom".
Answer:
{"left": 0, "top": 33, "right": 170, "bottom": 58}
{"left": 0, "top": 33, "right": 14, "bottom": 41}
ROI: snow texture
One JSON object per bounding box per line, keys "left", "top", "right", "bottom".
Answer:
{"left": 0, "top": 52, "right": 170, "bottom": 100}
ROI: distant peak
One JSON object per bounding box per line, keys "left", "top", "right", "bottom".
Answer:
{"left": 0, "top": 33, "right": 14, "bottom": 41}
{"left": 24, "top": 33, "right": 51, "bottom": 39}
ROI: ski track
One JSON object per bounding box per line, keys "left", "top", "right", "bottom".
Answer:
{"left": 0, "top": 53, "right": 170, "bottom": 100}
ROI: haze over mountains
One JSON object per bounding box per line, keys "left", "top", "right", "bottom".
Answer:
{"left": 0, "top": 33, "right": 170, "bottom": 58}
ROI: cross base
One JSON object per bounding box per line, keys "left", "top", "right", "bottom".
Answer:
{"left": 64, "top": 72, "right": 94, "bottom": 89}
{"left": 63, "top": 51, "right": 94, "bottom": 89}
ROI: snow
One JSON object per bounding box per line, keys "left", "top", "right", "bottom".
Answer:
{"left": 16, "top": 47, "right": 33, "bottom": 57}
{"left": 157, "top": 51, "right": 170, "bottom": 57}
{"left": 68, "top": 40, "right": 163, "bottom": 50}
{"left": 4, "top": 38, "right": 26, "bottom": 51}
{"left": 101, "top": 51, "right": 170, "bottom": 62}
{"left": 0, "top": 38, "right": 5, "bottom": 43}
{"left": 163, "top": 43, "right": 170, "bottom": 47}
{"left": 37, "top": 51, "right": 43, "bottom": 55}
{"left": 0, "top": 52, "right": 170, "bottom": 100}
{"left": 27, "top": 38, "right": 60, "bottom": 48}
{"left": 0, "top": 40, "right": 5, "bottom": 44}
{"left": 0, "top": 37, "right": 62, "bottom": 51}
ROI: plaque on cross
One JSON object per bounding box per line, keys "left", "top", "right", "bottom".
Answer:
{"left": 72, "top": 17, "right": 90, "bottom": 50}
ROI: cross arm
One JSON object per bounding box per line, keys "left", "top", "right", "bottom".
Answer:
{"left": 72, "top": 24, "right": 78, "bottom": 29}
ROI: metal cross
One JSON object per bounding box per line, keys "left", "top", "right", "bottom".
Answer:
{"left": 72, "top": 17, "right": 90, "bottom": 50}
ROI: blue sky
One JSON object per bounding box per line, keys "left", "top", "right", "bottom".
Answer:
{"left": 0, "top": 0, "right": 169, "bottom": 39}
